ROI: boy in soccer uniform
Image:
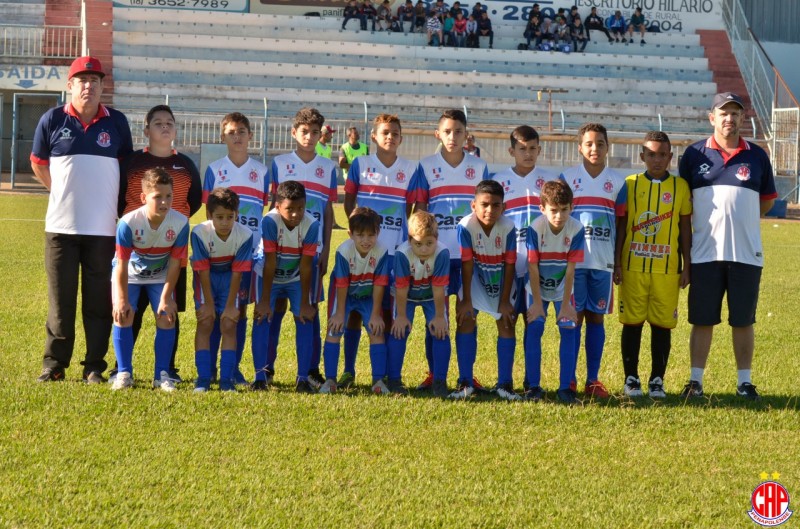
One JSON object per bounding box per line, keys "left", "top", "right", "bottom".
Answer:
{"left": 111, "top": 168, "right": 190, "bottom": 391}
{"left": 322, "top": 207, "right": 391, "bottom": 394}
{"left": 491, "top": 125, "right": 558, "bottom": 388}
{"left": 267, "top": 107, "right": 338, "bottom": 388}
{"left": 614, "top": 131, "right": 691, "bottom": 398}
{"left": 559, "top": 123, "right": 627, "bottom": 398}
{"left": 203, "top": 112, "right": 269, "bottom": 384}
{"left": 252, "top": 181, "right": 320, "bottom": 393}
{"left": 415, "top": 108, "right": 489, "bottom": 390}
{"left": 340, "top": 113, "right": 420, "bottom": 388}
{"left": 452, "top": 181, "right": 517, "bottom": 400}
{"left": 387, "top": 211, "right": 451, "bottom": 397}
{"left": 526, "top": 180, "right": 586, "bottom": 403}
{"left": 191, "top": 188, "right": 254, "bottom": 392}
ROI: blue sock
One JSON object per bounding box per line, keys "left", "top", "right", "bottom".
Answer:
{"left": 425, "top": 328, "right": 433, "bottom": 373}
{"left": 522, "top": 323, "right": 530, "bottom": 386}
{"left": 235, "top": 318, "right": 247, "bottom": 369}
{"left": 295, "top": 320, "right": 314, "bottom": 382}
{"left": 209, "top": 318, "right": 221, "bottom": 375}
{"left": 154, "top": 327, "right": 176, "bottom": 379}
{"left": 585, "top": 322, "right": 605, "bottom": 382}
{"left": 573, "top": 323, "right": 583, "bottom": 384}
{"left": 431, "top": 336, "right": 451, "bottom": 382}
{"left": 369, "top": 343, "right": 388, "bottom": 382}
{"left": 497, "top": 336, "right": 516, "bottom": 386}
{"left": 251, "top": 319, "right": 270, "bottom": 381}
{"left": 311, "top": 313, "right": 322, "bottom": 372}
{"left": 267, "top": 311, "right": 286, "bottom": 370}
{"left": 343, "top": 328, "right": 362, "bottom": 375}
{"left": 220, "top": 349, "right": 236, "bottom": 381}
{"left": 559, "top": 327, "right": 578, "bottom": 390}
{"left": 195, "top": 349, "right": 211, "bottom": 380}
{"left": 323, "top": 341, "right": 340, "bottom": 380}
{"left": 386, "top": 335, "right": 407, "bottom": 380}
{"left": 113, "top": 325, "right": 134, "bottom": 375}
{"left": 455, "top": 331, "right": 477, "bottom": 384}
{"left": 524, "top": 320, "right": 545, "bottom": 388}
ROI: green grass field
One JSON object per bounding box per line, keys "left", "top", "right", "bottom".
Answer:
{"left": 1, "top": 194, "right": 798, "bottom": 528}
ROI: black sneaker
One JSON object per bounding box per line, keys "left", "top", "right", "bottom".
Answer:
{"left": 737, "top": 382, "right": 761, "bottom": 401}
{"left": 295, "top": 379, "right": 316, "bottom": 394}
{"left": 166, "top": 368, "right": 182, "bottom": 384}
{"left": 680, "top": 380, "right": 704, "bottom": 398}
{"left": 431, "top": 379, "right": 450, "bottom": 398}
{"left": 387, "top": 378, "right": 409, "bottom": 396}
{"left": 83, "top": 371, "right": 107, "bottom": 384}
{"left": 556, "top": 388, "right": 579, "bottom": 404}
{"left": 307, "top": 369, "right": 325, "bottom": 390}
{"left": 522, "top": 386, "right": 545, "bottom": 402}
{"left": 250, "top": 379, "right": 269, "bottom": 391}
{"left": 494, "top": 382, "right": 522, "bottom": 401}
{"left": 37, "top": 366, "right": 65, "bottom": 382}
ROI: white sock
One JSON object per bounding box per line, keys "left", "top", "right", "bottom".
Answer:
{"left": 690, "top": 367, "right": 704, "bottom": 385}
{"left": 737, "top": 369, "right": 752, "bottom": 386}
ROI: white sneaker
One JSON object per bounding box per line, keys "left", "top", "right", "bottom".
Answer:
{"left": 153, "top": 370, "right": 177, "bottom": 392}
{"left": 372, "top": 379, "right": 390, "bottom": 395}
{"left": 648, "top": 377, "right": 666, "bottom": 399}
{"left": 495, "top": 383, "right": 522, "bottom": 401}
{"left": 319, "top": 378, "right": 337, "bottom": 394}
{"left": 448, "top": 384, "right": 475, "bottom": 400}
{"left": 624, "top": 376, "right": 643, "bottom": 397}
{"left": 111, "top": 371, "right": 133, "bottom": 391}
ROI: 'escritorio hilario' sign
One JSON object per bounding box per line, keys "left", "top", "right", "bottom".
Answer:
{"left": 113, "top": 0, "right": 249, "bottom": 12}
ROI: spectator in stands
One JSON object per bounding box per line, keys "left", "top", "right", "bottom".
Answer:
{"left": 442, "top": 11, "right": 455, "bottom": 46}
{"left": 464, "top": 134, "right": 480, "bottom": 157}
{"left": 431, "top": 0, "right": 450, "bottom": 17}
{"left": 528, "top": 3, "right": 541, "bottom": 22}
{"left": 453, "top": 10, "right": 467, "bottom": 47}
{"left": 342, "top": 0, "right": 365, "bottom": 30}
{"left": 471, "top": 2, "right": 485, "bottom": 19}
{"left": 450, "top": 1, "right": 463, "bottom": 17}
{"left": 567, "top": 5, "right": 580, "bottom": 25}
{"left": 524, "top": 14, "right": 541, "bottom": 49}
{"left": 466, "top": 14, "right": 479, "bottom": 48}
{"left": 478, "top": 10, "right": 494, "bottom": 49}
{"left": 627, "top": 6, "right": 646, "bottom": 44}
{"left": 538, "top": 17, "right": 555, "bottom": 49}
{"left": 554, "top": 14, "right": 570, "bottom": 46}
{"left": 426, "top": 13, "right": 444, "bottom": 46}
{"left": 585, "top": 6, "right": 613, "bottom": 43}
{"left": 608, "top": 10, "right": 626, "bottom": 43}
{"left": 376, "top": 0, "right": 393, "bottom": 30}
{"left": 339, "top": 127, "right": 369, "bottom": 171}
{"left": 316, "top": 124, "right": 336, "bottom": 159}
{"left": 570, "top": 15, "right": 588, "bottom": 51}
{"left": 397, "top": 0, "right": 416, "bottom": 34}
{"left": 413, "top": 0, "right": 428, "bottom": 32}
{"left": 362, "top": 0, "right": 378, "bottom": 31}
{"left": 32, "top": 56, "right": 134, "bottom": 383}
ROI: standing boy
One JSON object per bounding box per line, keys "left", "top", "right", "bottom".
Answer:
{"left": 560, "top": 123, "right": 627, "bottom": 398}
{"left": 322, "top": 208, "right": 391, "bottom": 394}
{"left": 204, "top": 112, "right": 269, "bottom": 384}
{"left": 614, "top": 131, "right": 691, "bottom": 398}
{"left": 110, "top": 168, "right": 189, "bottom": 391}
{"left": 452, "top": 181, "right": 517, "bottom": 400}
{"left": 526, "top": 180, "right": 586, "bottom": 403}
{"left": 252, "top": 181, "right": 320, "bottom": 392}
{"left": 416, "top": 108, "right": 489, "bottom": 390}
{"left": 191, "top": 188, "right": 253, "bottom": 392}
{"left": 341, "top": 113, "right": 419, "bottom": 387}
{"left": 387, "top": 212, "right": 451, "bottom": 396}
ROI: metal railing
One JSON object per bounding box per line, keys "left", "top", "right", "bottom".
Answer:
{"left": 0, "top": 24, "right": 83, "bottom": 59}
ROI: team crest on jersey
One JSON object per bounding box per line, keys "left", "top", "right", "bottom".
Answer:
{"left": 736, "top": 165, "right": 751, "bottom": 181}
{"left": 465, "top": 167, "right": 476, "bottom": 180}
{"left": 96, "top": 132, "right": 111, "bottom": 148}
{"left": 396, "top": 171, "right": 406, "bottom": 183}
{"left": 662, "top": 192, "right": 673, "bottom": 204}
{"left": 249, "top": 170, "right": 259, "bottom": 183}
{"left": 315, "top": 166, "right": 325, "bottom": 179}
{"left": 59, "top": 127, "right": 72, "bottom": 140}
{"left": 536, "top": 177, "right": 545, "bottom": 189}
{"left": 494, "top": 235, "right": 501, "bottom": 249}
{"left": 368, "top": 256, "right": 377, "bottom": 268}
{"left": 564, "top": 236, "right": 571, "bottom": 246}
{"left": 165, "top": 228, "right": 176, "bottom": 242}
{"left": 603, "top": 180, "right": 614, "bottom": 193}
{"left": 597, "top": 298, "right": 607, "bottom": 310}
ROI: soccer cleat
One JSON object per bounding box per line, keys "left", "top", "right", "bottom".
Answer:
{"left": 153, "top": 371, "right": 177, "bottom": 392}
{"left": 569, "top": 379, "right": 577, "bottom": 392}
{"left": 307, "top": 370, "right": 325, "bottom": 390}
{"left": 319, "top": 378, "right": 338, "bottom": 394}
{"left": 648, "top": 377, "right": 666, "bottom": 399}
{"left": 624, "top": 376, "right": 643, "bottom": 397}
{"left": 417, "top": 371, "right": 434, "bottom": 390}
{"left": 250, "top": 380, "right": 269, "bottom": 391}
{"left": 372, "top": 379, "right": 391, "bottom": 395}
{"left": 556, "top": 388, "right": 579, "bottom": 404}
{"left": 233, "top": 368, "right": 249, "bottom": 386}
{"left": 337, "top": 371, "right": 355, "bottom": 389}
{"left": 431, "top": 379, "right": 450, "bottom": 398}
{"left": 166, "top": 369, "right": 183, "bottom": 384}
{"left": 37, "top": 367, "right": 65, "bottom": 382}
{"left": 111, "top": 371, "right": 133, "bottom": 391}
{"left": 737, "top": 382, "right": 761, "bottom": 401}
{"left": 295, "top": 379, "right": 315, "bottom": 394}
{"left": 194, "top": 378, "right": 211, "bottom": 393}
{"left": 386, "top": 378, "right": 409, "bottom": 396}
{"left": 680, "top": 380, "right": 704, "bottom": 398}
{"left": 83, "top": 371, "right": 107, "bottom": 385}
{"left": 218, "top": 378, "right": 236, "bottom": 392}
{"left": 522, "top": 386, "right": 546, "bottom": 402}
{"left": 472, "top": 376, "right": 489, "bottom": 393}
{"left": 265, "top": 368, "right": 275, "bottom": 385}
{"left": 494, "top": 383, "right": 522, "bottom": 401}
{"left": 584, "top": 380, "right": 610, "bottom": 398}
{"left": 448, "top": 382, "right": 475, "bottom": 400}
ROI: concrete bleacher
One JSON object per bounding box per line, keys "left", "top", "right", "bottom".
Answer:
{"left": 111, "top": 7, "right": 717, "bottom": 134}
{"left": 0, "top": 1, "right": 45, "bottom": 26}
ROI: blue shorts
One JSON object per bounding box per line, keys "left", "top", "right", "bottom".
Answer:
{"left": 392, "top": 298, "right": 445, "bottom": 330}
{"left": 124, "top": 283, "right": 168, "bottom": 314}
{"left": 573, "top": 268, "right": 614, "bottom": 314}
{"left": 512, "top": 276, "right": 528, "bottom": 315}
{"left": 448, "top": 259, "right": 461, "bottom": 298}
{"left": 255, "top": 277, "right": 308, "bottom": 317}
{"left": 528, "top": 300, "right": 563, "bottom": 324}
{"left": 193, "top": 270, "right": 249, "bottom": 313}
{"left": 328, "top": 294, "right": 376, "bottom": 334}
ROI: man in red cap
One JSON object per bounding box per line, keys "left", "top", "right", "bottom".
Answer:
{"left": 30, "top": 56, "right": 134, "bottom": 383}
{"left": 315, "top": 124, "right": 336, "bottom": 159}
{"left": 678, "top": 92, "right": 778, "bottom": 400}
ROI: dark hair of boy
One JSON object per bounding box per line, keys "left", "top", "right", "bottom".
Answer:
{"left": 221, "top": 112, "right": 251, "bottom": 133}
{"left": 439, "top": 108, "right": 467, "bottom": 127}
{"left": 348, "top": 206, "right": 382, "bottom": 234}
{"left": 539, "top": 179, "right": 573, "bottom": 207}
{"left": 293, "top": 107, "right": 325, "bottom": 130}
{"left": 643, "top": 130, "right": 671, "bottom": 148}
{"left": 206, "top": 187, "right": 240, "bottom": 215}
{"left": 145, "top": 104, "right": 175, "bottom": 126}
{"left": 141, "top": 167, "right": 173, "bottom": 191}
{"left": 474, "top": 179, "right": 504, "bottom": 200}
{"left": 510, "top": 125, "right": 540, "bottom": 147}
{"left": 275, "top": 180, "right": 307, "bottom": 203}
{"left": 577, "top": 122, "right": 608, "bottom": 144}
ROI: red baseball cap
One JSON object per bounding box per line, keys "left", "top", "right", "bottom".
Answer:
{"left": 321, "top": 125, "right": 336, "bottom": 134}
{"left": 68, "top": 56, "right": 105, "bottom": 79}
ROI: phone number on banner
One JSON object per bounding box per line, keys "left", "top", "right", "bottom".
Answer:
{"left": 113, "top": 0, "right": 248, "bottom": 12}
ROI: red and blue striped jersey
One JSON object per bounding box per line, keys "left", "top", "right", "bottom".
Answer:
{"left": 458, "top": 213, "right": 516, "bottom": 295}
{"left": 527, "top": 215, "right": 585, "bottom": 302}
{"left": 190, "top": 221, "right": 253, "bottom": 274}
{"left": 261, "top": 209, "right": 319, "bottom": 285}
{"left": 331, "top": 239, "right": 390, "bottom": 300}
{"left": 393, "top": 240, "right": 450, "bottom": 302}
{"left": 115, "top": 207, "right": 189, "bottom": 284}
